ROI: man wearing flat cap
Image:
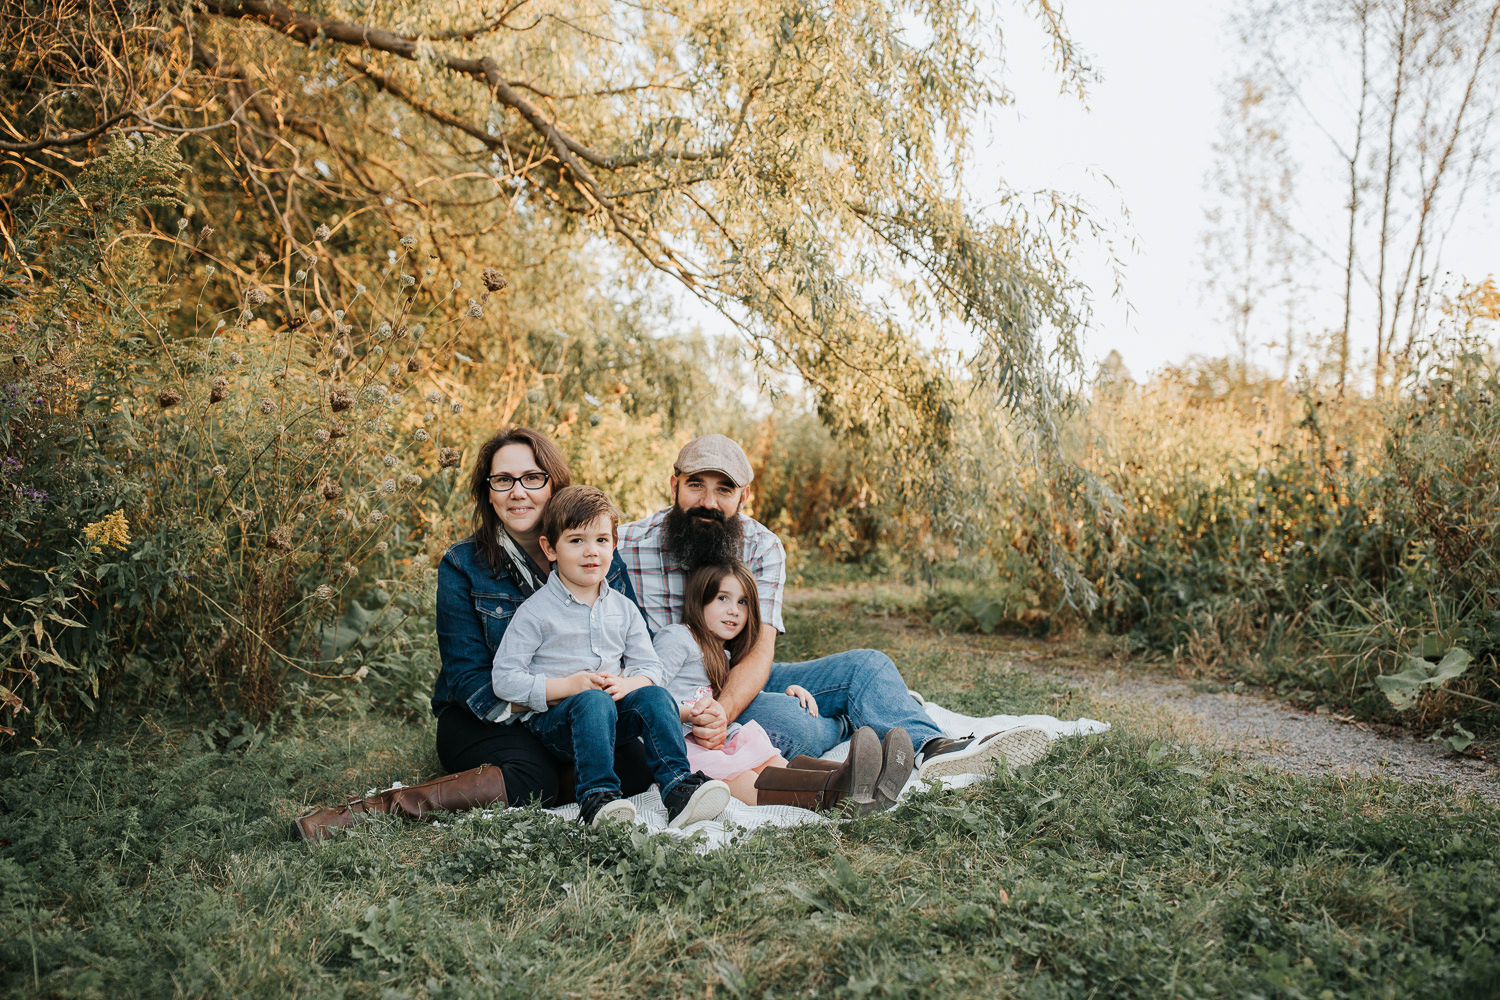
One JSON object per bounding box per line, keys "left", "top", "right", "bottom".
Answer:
{"left": 618, "top": 434, "right": 1048, "bottom": 779}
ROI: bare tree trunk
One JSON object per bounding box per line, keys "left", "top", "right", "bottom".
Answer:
{"left": 1374, "top": 0, "right": 1414, "bottom": 395}
{"left": 1339, "top": 3, "right": 1371, "bottom": 398}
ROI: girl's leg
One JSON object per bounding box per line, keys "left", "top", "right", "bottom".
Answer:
{"left": 726, "top": 755, "right": 788, "bottom": 806}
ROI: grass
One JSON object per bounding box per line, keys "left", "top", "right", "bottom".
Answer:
{"left": 3, "top": 591, "right": 1498, "bottom": 999}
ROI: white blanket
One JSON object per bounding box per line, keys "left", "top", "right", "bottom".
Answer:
{"left": 436, "top": 702, "right": 1109, "bottom": 850}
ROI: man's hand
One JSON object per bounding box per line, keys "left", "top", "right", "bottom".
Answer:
{"left": 785, "top": 684, "right": 819, "bottom": 717}
{"left": 683, "top": 693, "right": 728, "bottom": 748}
{"left": 598, "top": 673, "right": 653, "bottom": 701}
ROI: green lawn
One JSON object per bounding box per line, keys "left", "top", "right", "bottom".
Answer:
{"left": 3, "top": 593, "right": 1497, "bottom": 999}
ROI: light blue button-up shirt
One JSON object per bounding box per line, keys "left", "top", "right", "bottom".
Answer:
{"left": 490, "top": 571, "right": 664, "bottom": 718}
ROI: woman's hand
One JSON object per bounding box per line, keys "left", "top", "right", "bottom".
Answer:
{"left": 786, "top": 684, "right": 819, "bottom": 717}
{"left": 598, "top": 673, "right": 653, "bottom": 701}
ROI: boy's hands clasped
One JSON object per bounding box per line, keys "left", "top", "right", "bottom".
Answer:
{"left": 597, "top": 673, "right": 654, "bottom": 700}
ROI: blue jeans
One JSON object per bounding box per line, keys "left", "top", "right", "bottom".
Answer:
{"left": 523, "top": 686, "right": 693, "bottom": 804}
{"left": 738, "top": 648, "right": 946, "bottom": 759}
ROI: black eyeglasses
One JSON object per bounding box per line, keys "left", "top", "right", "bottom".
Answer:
{"left": 487, "top": 472, "right": 550, "bottom": 492}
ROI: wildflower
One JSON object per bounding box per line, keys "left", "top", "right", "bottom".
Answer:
{"left": 296, "top": 270, "right": 307, "bottom": 282}
{"left": 414, "top": 428, "right": 430, "bottom": 442}
{"left": 330, "top": 387, "right": 355, "bottom": 412}
{"left": 332, "top": 344, "right": 349, "bottom": 359}
{"left": 425, "top": 390, "right": 442, "bottom": 405}
{"left": 400, "top": 234, "right": 417, "bottom": 248}
{"left": 372, "top": 346, "right": 384, "bottom": 356}
{"left": 407, "top": 357, "right": 423, "bottom": 373}
{"left": 82, "top": 510, "right": 131, "bottom": 552}
{"left": 302, "top": 252, "right": 317, "bottom": 266}
{"left": 229, "top": 351, "right": 245, "bottom": 365}
{"left": 255, "top": 250, "right": 272, "bottom": 270}
{"left": 314, "top": 584, "right": 334, "bottom": 601}
{"left": 158, "top": 388, "right": 182, "bottom": 408}
{"left": 482, "top": 268, "right": 508, "bottom": 292}
{"left": 238, "top": 309, "right": 254, "bottom": 325}
{"left": 467, "top": 302, "right": 483, "bottom": 319}
{"left": 368, "top": 510, "right": 386, "bottom": 524}
{"left": 334, "top": 310, "right": 346, "bottom": 322}
{"left": 400, "top": 273, "right": 415, "bottom": 288}
{"left": 258, "top": 398, "right": 278, "bottom": 415}
{"left": 211, "top": 464, "right": 227, "bottom": 478}
{"left": 245, "top": 287, "right": 268, "bottom": 306}
{"left": 401, "top": 472, "right": 421, "bottom": 488}
{"left": 376, "top": 322, "right": 392, "bottom": 338}
{"left": 380, "top": 478, "right": 398, "bottom": 496}
{"left": 310, "top": 309, "right": 323, "bottom": 322}
{"left": 387, "top": 364, "right": 400, "bottom": 380}
{"left": 267, "top": 525, "right": 292, "bottom": 551}
{"left": 451, "top": 402, "right": 463, "bottom": 414}
{"left": 205, "top": 265, "right": 217, "bottom": 278}
{"left": 313, "top": 428, "right": 331, "bottom": 444}
{"left": 314, "top": 224, "right": 332, "bottom": 242}
{"left": 320, "top": 481, "right": 344, "bottom": 501}
{"left": 343, "top": 562, "right": 358, "bottom": 576}
{"left": 352, "top": 664, "right": 369, "bottom": 682}
{"left": 376, "top": 541, "right": 389, "bottom": 553}
{"left": 200, "top": 226, "right": 215, "bottom": 238}
{"left": 382, "top": 453, "right": 399, "bottom": 468}
{"left": 439, "top": 447, "right": 462, "bottom": 468}
{"left": 355, "top": 283, "right": 366, "bottom": 295}
{"left": 176, "top": 218, "right": 189, "bottom": 230}
{"left": 335, "top": 507, "right": 352, "bottom": 521}
{"left": 210, "top": 376, "right": 228, "bottom": 403}
{"left": 328, "top": 422, "right": 347, "bottom": 439}
{"left": 239, "top": 509, "right": 257, "bottom": 524}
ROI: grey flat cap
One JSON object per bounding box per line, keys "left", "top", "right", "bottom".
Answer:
{"left": 674, "top": 434, "right": 754, "bottom": 486}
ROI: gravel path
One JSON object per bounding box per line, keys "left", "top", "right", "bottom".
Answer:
{"left": 1095, "top": 673, "right": 1500, "bottom": 805}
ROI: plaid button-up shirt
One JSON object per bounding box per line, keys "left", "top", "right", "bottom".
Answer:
{"left": 618, "top": 507, "right": 787, "bottom": 636}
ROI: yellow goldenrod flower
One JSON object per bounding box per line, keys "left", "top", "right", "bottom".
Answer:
{"left": 83, "top": 510, "right": 131, "bottom": 553}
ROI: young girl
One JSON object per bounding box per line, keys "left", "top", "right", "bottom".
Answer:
{"left": 652, "top": 562, "right": 820, "bottom": 805}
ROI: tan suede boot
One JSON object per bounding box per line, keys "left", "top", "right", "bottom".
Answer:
{"left": 290, "top": 764, "right": 508, "bottom": 842}
{"left": 754, "top": 727, "right": 882, "bottom": 813}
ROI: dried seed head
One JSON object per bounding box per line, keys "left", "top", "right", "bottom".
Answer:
{"left": 387, "top": 364, "right": 400, "bottom": 380}
{"left": 481, "top": 267, "right": 508, "bottom": 292}
{"left": 310, "top": 309, "right": 324, "bottom": 322}
{"left": 368, "top": 510, "right": 386, "bottom": 524}
{"left": 313, "top": 428, "right": 331, "bottom": 444}
{"left": 158, "top": 388, "right": 182, "bottom": 408}
{"left": 400, "top": 234, "right": 417, "bottom": 248}
{"left": 400, "top": 472, "right": 421, "bottom": 488}
{"left": 245, "top": 287, "right": 268, "bottom": 306}
{"left": 200, "top": 226, "right": 215, "bottom": 238}
{"left": 229, "top": 351, "right": 245, "bottom": 365}
{"left": 315, "top": 584, "right": 334, "bottom": 601}
{"left": 258, "top": 398, "right": 278, "bottom": 415}
{"left": 380, "top": 478, "right": 398, "bottom": 495}
{"left": 209, "top": 376, "right": 229, "bottom": 403}
{"left": 239, "top": 509, "right": 257, "bottom": 524}
{"left": 328, "top": 422, "right": 347, "bottom": 439}
{"left": 176, "top": 218, "right": 189, "bottom": 230}
{"left": 414, "top": 428, "right": 430, "bottom": 442}
{"left": 382, "top": 454, "right": 398, "bottom": 468}
{"left": 332, "top": 344, "right": 349, "bottom": 359}
{"left": 330, "top": 387, "right": 355, "bottom": 412}
{"left": 407, "top": 357, "right": 423, "bottom": 373}
{"left": 451, "top": 402, "right": 463, "bottom": 414}
{"left": 211, "top": 464, "right": 228, "bottom": 478}
{"left": 467, "top": 302, "right": 484, "bottom": 319}
{"left": 376, "top": 541, "right": 389, "bottom": 553}
{"left": 255, "top": 250, "right": 272, "bottom": 269}
{"left": 314, "top": 224, "right": 332, "bottom": 242}
{"left": 439, "top": 447, "right": 462, "bottom": 468}
{"left": 342, "top": 563, "right": 358, "bottom": 577}
{"left": 320, "top": 480, "right": 344, "bottom": 501}
{"left": 267, "top": 525, "right": 292, "bottom": 551}
{"left": 425, "top": 390, "right": 442, "bottom": 405}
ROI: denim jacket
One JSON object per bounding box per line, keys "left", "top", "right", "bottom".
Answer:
{"left": 431, "top": 534, "right": 641, "bottom": 721}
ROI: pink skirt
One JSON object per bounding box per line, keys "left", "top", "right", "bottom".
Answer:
{"left": 683, "top": 721, "right": 781, "bottom": 780}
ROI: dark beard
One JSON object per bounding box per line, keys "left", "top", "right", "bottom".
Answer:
{"left": 663, "top": 503, "right": 745, "bottom": 571}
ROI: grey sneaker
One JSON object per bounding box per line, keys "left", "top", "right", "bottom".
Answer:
{"left": 917, "top": 726, "right": 1050, "bottom": 780}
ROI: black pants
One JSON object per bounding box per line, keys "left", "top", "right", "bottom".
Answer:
{"left": 435, "top": 705, "right": 654, "bottom": 807}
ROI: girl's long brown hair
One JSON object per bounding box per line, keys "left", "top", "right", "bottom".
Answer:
{"left": 682, "top": 562, "right": 762, "bottom": 695}
{"left": 468, "top": 427, "right": 572, "bottom": 575}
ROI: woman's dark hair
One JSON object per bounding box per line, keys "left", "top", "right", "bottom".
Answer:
{"left": 682, "top": 562, "right": 763, "bottom": 694}
{"left": 469, "top": 427, "right": 572, "bottom": 574}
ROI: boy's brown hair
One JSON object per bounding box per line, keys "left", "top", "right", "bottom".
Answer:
{"left": 540, "top": 485, "right": 620, "bottom": 548}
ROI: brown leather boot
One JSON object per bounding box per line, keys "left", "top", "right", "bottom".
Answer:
{"left": 754, "top": 727, "right": 882, "bottom": 813}
{"left": 290, "top": 764, "right": 508, "bottom": 842}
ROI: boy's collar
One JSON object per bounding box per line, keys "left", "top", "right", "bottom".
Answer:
{"left": 546, "top": 569, "right": 611, "bottom": 606}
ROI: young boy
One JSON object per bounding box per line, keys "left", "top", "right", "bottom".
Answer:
{"left": 491, "top": 485, "right": 732, "bottom": 828}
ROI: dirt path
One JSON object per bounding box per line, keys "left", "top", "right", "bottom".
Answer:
{"left": 1014, "top": 643, "right": 1500, "bottom": 806}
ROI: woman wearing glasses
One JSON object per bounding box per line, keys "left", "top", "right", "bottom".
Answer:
{"left": 429, "top": 426, "right": 652, "bottom": 806}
